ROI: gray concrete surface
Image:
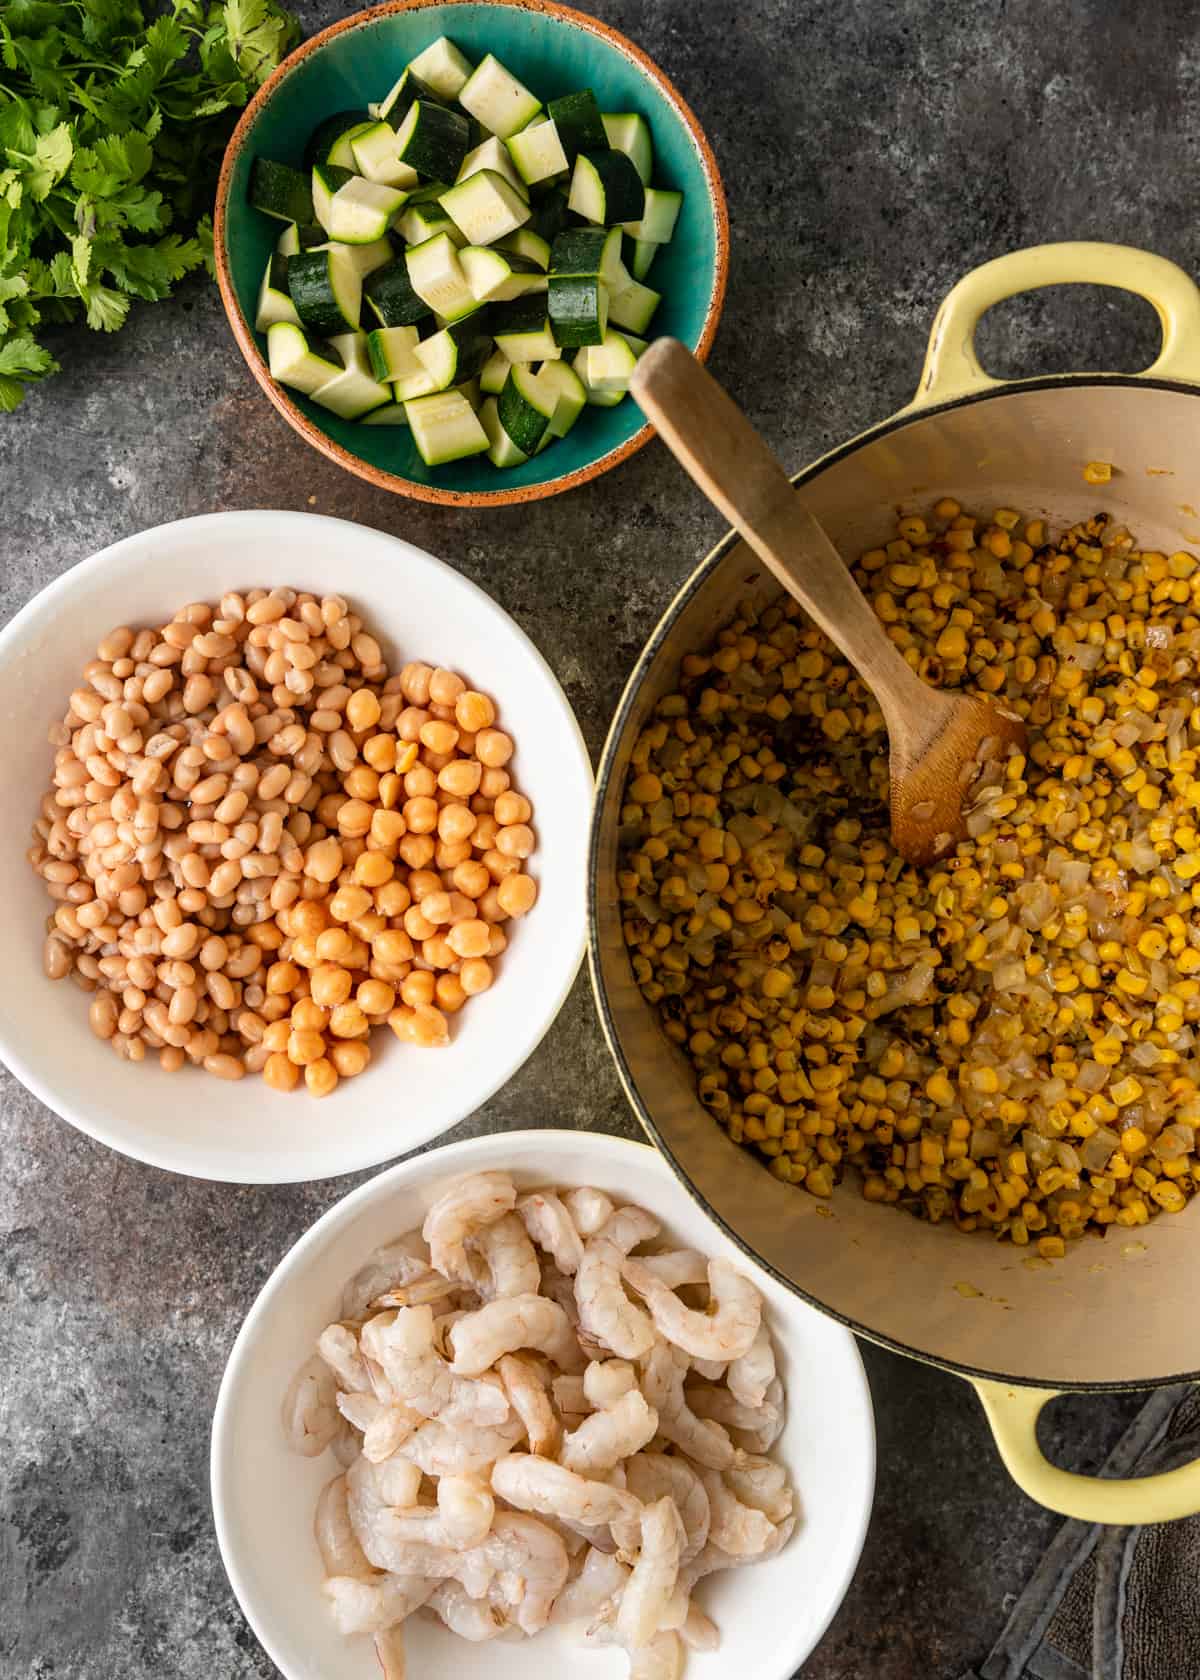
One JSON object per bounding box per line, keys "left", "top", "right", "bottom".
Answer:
{"left": 1, "top": 0, "right": 1194, "bottom": 1673}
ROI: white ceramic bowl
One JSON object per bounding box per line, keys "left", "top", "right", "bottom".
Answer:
{"left": 211, "top": 1129, "right": 875, "bottom": 1680}
{"left": 0, "top": 512, "right": 591, "bottom": 1182}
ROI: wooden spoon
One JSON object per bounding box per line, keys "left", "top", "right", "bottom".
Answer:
{"left": 630, "top": 338, "right": 1026, "bottom": 866}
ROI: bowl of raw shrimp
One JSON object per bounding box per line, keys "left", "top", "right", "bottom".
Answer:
{"left": 211, "top": 1128, "right": 874, "bottom": 1680}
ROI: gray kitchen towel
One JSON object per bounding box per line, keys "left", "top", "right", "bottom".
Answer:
{"left": 962, "top": 1386, "right": 1200, "bottom": 1680}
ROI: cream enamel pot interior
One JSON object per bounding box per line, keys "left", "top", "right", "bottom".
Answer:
{"left": 590, "top": 243, "right": 1200, "bottom": 1525}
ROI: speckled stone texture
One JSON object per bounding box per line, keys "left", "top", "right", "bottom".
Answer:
{"left": 2, "top": 1, "right": 1196, "bottom": 1674}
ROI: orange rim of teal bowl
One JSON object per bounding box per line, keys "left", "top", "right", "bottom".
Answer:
{"left": 214, "top": 0, "right": 730, "bottom": 508}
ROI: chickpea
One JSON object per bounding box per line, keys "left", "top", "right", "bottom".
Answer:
{"left": 263, "top": 1019, "right": 291, "bottom": 1053}
{"left": 400, "top": 970, "right": 436, "bottom": 1008}
{"left": 479, "top": 767, "right": 510, "bottom": 800}
{"left": 304, "top": 836, "right": 343, "bottom": 883}
{"left": 408, "top": 870, "right": 442, "bottom": 901}
{"left": 388, "top": 1003, "right": 450, "bottom": 1047}
{"left": 291, "top": 997, "right": 330, "bottom": 1032}
{"left": 475, "top": 728, "right": 513, "bottom": 768}
{"left": 420, "top": 891, "right": 453, "bottom": 924}
{"left": 330, "top": 884, "right": 372, "bottom": 922}
{"left": 374, "top": 881, "right": 411, "bottom": 919}
{"left": 404, "top": 796, "right": 438, "bottom": 834}
{"left": 398, "top": 833, "right": 435, "bottom": 869}
{"left": 266, "top": 960, "right": 301, "bottom": 995}
{"left": 357, "top": 979, "right": 395, "bottom": 1016}
{"left": 460, "top": 957, "right": 494, "bottom": 995}
{"left": 404, "top": 905, "right": 437, "bottom": 941}
{"left": 399, "top": 662, "right": 434, "bottom": 705}
{"left": 305, "top": 1057, "right": 339, "bottom": 1097}
{"left": 363, "top": 733, "right": 397, "bottom": 771}
{"left": 473, "top": 814, "right": 499, "bottom": 851}
{"left": 422, "top": 935, "right": 456, "bottom": 968}
{"left": 337, "top": 798, "right": 373, "bottom": 838}
{"left": 344, "top": 766, "right": 380, "bottom": 801}
{"left": 288, "top": 1027, "right": 326, "bottom": 1065}
{"left": 496, "top": 822, "right": 534, "bottom": 859}
{"left": 311, "top": 963, "right": 353, "bottom": 1007}
{"left": 398, "top": 706, "right": 429, "bottom": 742}
{"left": 369, "top": 808, "right": 406, "bottom": 849}
{"left": 347, "top": 688, "right": 381, "bottom": 731}
{"left": 436, "top": 973, "right": 467, "bottom": 1013}
{"left": 448, "top": 919, "right": 491, "bottom": 959}
{"left": 436, "top": 841, "right": 473, "bottom": 871}
{"left": 419, "top": 719, "right": 459, "bottom": 756}
{"left": 494, "top": 791, "right": 532, "bottom": 826}
{"left": 498, "top": 873, "right": 538, "bottom": 916}
{"left": 438, "top": 758, "right": 482, "bottom": 799}
{"left": 453, "top": 859, "right": 491, "bottom": 899}
{"left": 455, "top": 690, "right": 495, "bottom": 733}
{"left": 330, "top": 1039, "right": 371, "bottom": 1078}
{"left": 264, "top": 1051, "right": 300, "bottom": 1091}
{"left": 373, "top": 928, "right": 414, "bottom": 966}
{"left": 329, "top": 1001, "right": 369, "bottom": 1039}
{"left": 429, "top": 668, "right": 466, "bottom": 707}
{"left": 355, "top": 851, "right": 394, "bottom": 888}
{"left": 316, "top": 927, "right": 356, "bottom": 964}
{"left": 483, "top": 848, "right": 521, "bottom": 881}
{"left": 438, "top": 803, "right": 477, "bottom": 845}
{"left": 404, "top": 764, "right": 437, "bottom": 798}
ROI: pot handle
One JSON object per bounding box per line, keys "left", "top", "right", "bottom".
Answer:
{"left": 973, "top": 1378, "right": 1200, "bottom": 1523}
{"left": 912, "top": 241, "right": 1200, "bottom": 407}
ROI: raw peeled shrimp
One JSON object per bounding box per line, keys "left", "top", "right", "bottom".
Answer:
{"left": 677, "top": 1516, "right": 795, "bottom": 1597}
{"left": 314, "top": 1474, "right": 373, "bottom": 1579}
{"left": 491, "top": 1452, "right": 643, "bottom": 1532}
{"left": 498, "top": 1352, "right": 560, "bottom": 1457}
{"left": 322, "top": 1573, "right": 435, "bottom": 1635}
{"left": 659, "top": 1596, "right": 721, "bottom": 1652}
{"left": 345, "top": 1453, "right": 423, "bottom": 1553}
{"left": 635, "top": 1251, "right": 708, "bottom": 1291}
{"left": 426, "top": 1580, "right": 508, "bottom": 1641}
{"left": 282, "top": 1355, "right": 339, "bottom": 1457}
{"left": 317, "top": 1324, "right": 372, "bottom": 1393}
{"left": 517, "top": 1190, "right": 585, "bottom": 1274}
{"left": 331, "top": 1415, "right": 362, "bottom": 1469}
{"left": 370, "top": 1269, "right": 460, "bottom": 1311}
{"left": 471, "top": 1212, "right": 541, "bottom": 1299}
{"left": 687, "top": 1378, "right": 784, "bottom": 1452}
{"left": 623, "top": 1453, "right": 710, "bottom": 1562}
{"left": 449, "top": 1293, "right": 584, "bottom": 1376}
{"left": 690, "top": 1358, "right": 727, "bottom": 1382}
{"left": 586, "top": 1625, "right": 686, "bottom": 1680}
{"left": 362, "top": 1306, "right": 512, "bottom": 1426}
{"left": 342, "top": 1232, "right": 430, "bottom": 1321}
{"left": 583, "top": 1359, "right": 638, "bottom": 1411}
{"left": 374, "top": 1473, "right": 494, "bottom": 1549}
{"left": 374, "top": 1627, "right": 407, "bottom": 1680}
{"left": 549, "top": 1545, "right": 630, "bottom": 1626}
{"left": 337, "top": 1391, "right": 419, "bottom": 1463}
{"left": 622, "top": 1257, "right": 762, "bottom": 1362}
{"left": 560, "top": 1388, "right": 658, "bottom": 1476}
{"left": 397, "top": 1412, "right": 525, "bottom": 1479}
{"left": 617, "top": 1496, "right": 686, "bottom": 1649}
{"left": 575, "top": 1207, "right": 660, "bottom": 1361}
{"left": 725, "top": 1455, "right": 794, "bottom": 1524}
{"left": 726, "top": 1325, "right": 777, "bottom": 1411}
{"left": 422, "top": 1171, "right": 517, "bottom": 1283}
{"left": 697, "top": 1466, "right": 780, "bottom": 1557}
{"left": 640, "top": 1342, "right": 736, "bottom": 1470}
{"left": 553, "top": 1373, "right": 591, "bottom": 1417}
{"left": 562, "top": 1186, "right": 614, "bottom": 1237}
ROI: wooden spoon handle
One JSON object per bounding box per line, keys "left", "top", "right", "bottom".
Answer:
{"left": 631, "top": 339, "right": 929, "bottom": 720}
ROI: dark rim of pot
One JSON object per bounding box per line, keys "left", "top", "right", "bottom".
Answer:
{"left": 588, "top": 372, "right": 1200, "bottom": 1394}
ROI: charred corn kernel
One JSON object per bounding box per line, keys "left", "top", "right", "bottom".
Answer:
{"left": 1083, "top": 460, "right": 1113, "bottom": 484}
{"left": 1037, "top": 1235, "right": 1066, "bottom": 1259}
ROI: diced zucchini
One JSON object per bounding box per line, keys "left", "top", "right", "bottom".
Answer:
{"left": 405, "top": 233, "right": 478, "bottom": 321}
{"left": 350, "top": 121, "right": 421, "bottom": 189}
{"left": 533, "top": 359, "right": 586, "bottom": 437}
{"left": 327, "top": 177, "right": 409, "bottom": 245}
{"left": 323, "top": 236, "right": 394, "bottom": 278}
{"left": 397, "top": 199, "right": 464, "bottom": 246}
{"left": 414, "top": 317, "right": 495, "bottom": 391}
{"left": 548, "top": 227, "right": 612, "bottom": 349}
{"left": 287, "top": 246, "right": 362, "bottom": 336}
{"left": 506, "top": 118, "right": 569, "bottom": 187}
{"left": 276, "top": 222, "right": 326, "bottom": 257}
{"left": 373, "top": 68, "right": 449, "bottom": 129}
{"left": 458, "top": 53, "right": 542, "bottom": 139}
{"left": 601, "top": 112, "right": 653, "bottom": 184}
{"left": 575, "top": 351, "right": 626, "bottom": 408}
{"left": 406, "top": 36, "right": 475, "bottom": 101}
{"left": 457, "top": 136, "right": 528, "bottom": 198}
{"left": 496, "top": 229, "right": 551, "bottom": 270}
{"left": 312, "top": 163, "right": 355, "bottom": 233}
{"left": 528, "top": 187, "right": 571, "bottom": 244}
{"left": 491, "top": 295, "right": 562, "bottom": 363}
{"left": 614, "top": 329, "right": 649, "bottom": 358}
{"left": 267, "top": 322, "right": 343, "bottom": 396}
{"left": 327, "top": 121, "right": 376, "bottom": 169}
{"left": 546, "top": 89, "right": 607, "bottom": 161}
{"left": 364, "top": 257, "right": 433, "bottom": 327}
{"left": 577, "top": 328, "right": 638, "bottom": 396}
{"left": 250, "top": 158, "right": 313, "bottom": 225}
{"left": 630, "top": 237, "right": 658, "bottom": 282}
{"left": 497, "top": 363, "right": 556, "bottom": 453}
{"left": 304, "top": 110, "right": 371, "bottom": 170}
{"left": 312, "top": 332, "right": 392, "bottom": 418}
{"left": 361, "top": 402, "right": 410, "bottom": 426}
{"left": 405, "top": 388, "right": 490, "bottom": 464}
{"left": 623, "top": 187, "right": 682, "bottom": 244}
{"left": 256, "top": 252, "right": 300, "bottom": 331}
{"left": 479, "top": 396, "right": 529, "bottom": 467}
{"left": 567, "top": 149, "right": 645, "bottom": 225}
{"left": 366, "top": 324, "right": 422, "bottom": 381}
{"left": 439, "top": 170, "right": 530, "bottom": 247}
{"left": 459, "top": 246, "right": 548, "bottom": 303}
{"left": 608, "top": 274, "right": 661, "bottom": 334}
{"left": 395, "top": 100, "right": 471, "bottom": 181}
{"left": 479, "top": 346, "right": 512, "bottom": 395}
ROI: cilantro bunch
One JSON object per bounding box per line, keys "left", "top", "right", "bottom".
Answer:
{"left": 0, "top": 0, "right": 301, "bottom": 410}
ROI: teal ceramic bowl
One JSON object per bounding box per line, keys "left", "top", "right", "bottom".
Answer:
{"left": 214, "top": 0, "right": 728, "bottom": 507}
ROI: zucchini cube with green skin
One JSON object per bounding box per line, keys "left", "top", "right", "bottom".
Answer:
{"left": 601, "top": 112, "right": 653, "bottom": 184}
{"left": 405, "top": 36, "right": 475, "bottom": 101}
{"left": 361, "top": 402, "right": 410, "bottom": 426}
{"left": 533, "top": 359, "right": 586, "bottom": 437}
{"left": 457, "top": 136, "right": 528, "bottom": 199}
{"left": 497, "top": 363, "right": 558, "bottom": 453}
{"left": 256, "top": 253, "right": 300, "bottom": 332}
{"left": 313, "top": 332, "right": 393, "bottom": 418}
{"left": 576, "top": 328, "right": 639, "bottom": 395}
{"left": 267, "top": 322, "right": 343, "bottom": 395}
{"left": 438, "top": 171, "right": 530, "bottom": 247}
{"left": 414, "top": 317, "right": 495, "bottom": 391}
{"left": 479, "top": 346, "right": 512, "bottom": 395}
{"left": 479, "top": 395, "right": 529, "bottom": 467}
{"left": 249, "top": 158, "right": 314, "bottom": 225}
{"left": 496, "top": 229, "right": 551, "bottom": 270}
{"left": 397, "top": 200, "right": 465, "bottom": 247}
{"left": 366, "top": 324, "right": 422, "bottom": 382}
{"left": 404, "top": 233, "right": 478, "bottom": 321}
{"left": 304, "top": 110, "right": 371, "bottom": 170}
{"left": 276, "top": 222, "right": 327, "bottom": 257}
{"left": 364, "top": 257, "right": 433, "bottom": 327}
{"left": 607, "top": 274, "right": 661, "bottom": 335}
{"left": 629, "top": 237, "right": 658, "bottom": 282}
{"left": 459, "top": 245, "right": 548, "bottom": 303}
{"left": 545, "top": 89, "right": 607, "bottom": 161}
{"left": 491, "top": 295, "right": 562, "bottom": 363}
{"left": 506, "top": 118, "right": 569, "bottom": 188}
{"left": 547, "top": 228, "right": 613, "bottom": 349}
{"left": 622, "top": 187, "right": 683, "bottom": 244}
{"left": 313, "top": 169, "right": 407, "bottom": 245}
{"left": 405, "top": 388, "right": 490, "bottom": 465}
{"left": 287, "top": 246, "right": 362, "bottom": 336}
{"left": 527, "top": 187, "right": 571, "bottom": 245}
{"left": 458, "top": 53, "right": 542, "bottom": 139}
{"left": 350, "top": 121, "right": 420, "bottom": 189}
{"left": 373, "top": 68, "right": 450, "bottom": 129}
{"left": 395, "top": 100, "right": 471, "bottom": 181}
{"left": 567, "top": 149, "right": 645, "bottom": 226}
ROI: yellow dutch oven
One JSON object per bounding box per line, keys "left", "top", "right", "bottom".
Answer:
{"left": 590, "top": 242, "right": 1200, "bottom": 1525}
